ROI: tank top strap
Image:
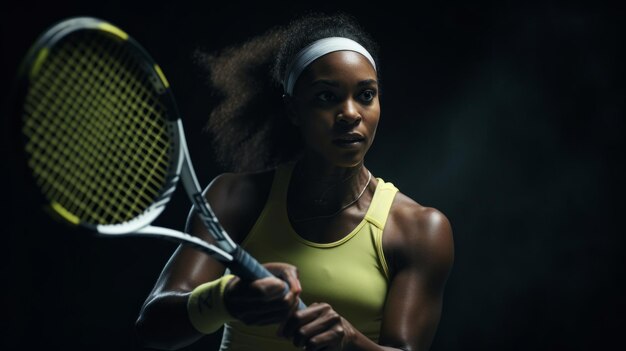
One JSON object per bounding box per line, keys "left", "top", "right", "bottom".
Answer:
{"left": 365, "top": 179, "right": 399, "bottom": 230}
{"left": 266, "top": 161, "right": 297, "bottom": 205}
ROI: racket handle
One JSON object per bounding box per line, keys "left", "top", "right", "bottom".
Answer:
{"left": 229, "top": 247, "right": 307, "bottom": 310}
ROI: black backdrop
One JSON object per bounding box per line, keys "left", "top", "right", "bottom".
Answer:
{"left": 2, "top": 1, "right": 624, "bottom": 350}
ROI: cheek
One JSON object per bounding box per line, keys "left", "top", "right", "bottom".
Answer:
{"left": 370, "top": 120, "right": 379, "bottom": 139}
{"left": 297, "top": 109, "right": 333, "bottom": 131}
{"left": 296, "top": 115, "right": 327, "bottom": 145}
{"left": 366, "top": 106, "right": 381, "bottom": 137}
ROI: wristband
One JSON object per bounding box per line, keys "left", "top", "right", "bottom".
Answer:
{"left": 187, "top": 274, "right": 236, "bottom": 334}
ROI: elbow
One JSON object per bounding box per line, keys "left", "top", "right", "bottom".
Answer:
{"left": 134, "top": 303, "right": 203, "bottom": 351}
{"left": 133, "top": 292, "right": 203, "bottom": 350}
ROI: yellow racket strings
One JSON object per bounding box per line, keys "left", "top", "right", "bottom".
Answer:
{"left": 23, "top": 31, "right": 172, "bottom": 226}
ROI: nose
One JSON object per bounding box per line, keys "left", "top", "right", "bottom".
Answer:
{"left": 336, "top": 99, "right": 362, "bottom": 125}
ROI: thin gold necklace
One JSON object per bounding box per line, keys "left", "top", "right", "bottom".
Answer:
{"left": 290, "top": 170, "right": 372, "bottom": 223}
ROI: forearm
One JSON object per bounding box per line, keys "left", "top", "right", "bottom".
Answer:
{"left": 135, "top": 292, "right": 205, "bottom": 351}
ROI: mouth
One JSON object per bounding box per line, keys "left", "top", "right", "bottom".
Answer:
{"left": 332, "top": 133, "right": 365, "bottom": 147}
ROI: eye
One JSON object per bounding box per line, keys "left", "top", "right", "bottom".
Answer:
{"left": 316, "top": 91, "right": 337, "bottom": 102}
{"left": 359, "top": 89, "right": 377, "bottom": 103}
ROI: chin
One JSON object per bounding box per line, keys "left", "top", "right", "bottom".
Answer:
{"left": 330, "top": 153, "right": 365, "bottom": 168}
{"left": 303, "top": 143, "right": 369, "bottom": 168}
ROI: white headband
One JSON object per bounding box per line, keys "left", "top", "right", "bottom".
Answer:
{"left": 282, "top": 37, "right": 377, "bottom": 96}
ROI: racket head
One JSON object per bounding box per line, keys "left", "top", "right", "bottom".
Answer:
{"left": 13, "top": 17, "right": 184, "bottom": 234}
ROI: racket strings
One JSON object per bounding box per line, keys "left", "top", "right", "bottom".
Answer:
{"left": 23, "top": 30, "right": 173, "bottom": 225}
{"left": 30, "top": 38, "right": 166, "bottom": 223}
{"left": 26, "top": 39, "right": 131, "bottom": 223}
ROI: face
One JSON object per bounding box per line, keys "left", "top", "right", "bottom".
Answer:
{"left": 288, "top": 51, "right": 380, "bottom": 168}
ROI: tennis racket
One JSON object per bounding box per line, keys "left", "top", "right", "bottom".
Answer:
{"left": 13, "top": 16, "right": 305, "bottom": 309}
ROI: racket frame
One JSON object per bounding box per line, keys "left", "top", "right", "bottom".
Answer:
{"left": 17, "top": 17, "right": 307, "bottom": 309}
{"left": 18, "top": 17, "right": 236, "bottom": 262}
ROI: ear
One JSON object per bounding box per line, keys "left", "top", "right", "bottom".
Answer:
{"left": 283, "top": 94, "right": 300, "bottom": 126}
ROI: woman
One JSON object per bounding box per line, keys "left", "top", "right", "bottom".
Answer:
{"left": 136, "top": 12, "right": 454, "bottom": 351}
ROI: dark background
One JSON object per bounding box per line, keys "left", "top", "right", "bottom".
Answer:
{"left": 2, "top": 1, "right": 624, "bottom": 350}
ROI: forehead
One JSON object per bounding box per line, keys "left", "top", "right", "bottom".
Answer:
{"left": 300, "top": 51, "right": 377, "bottom": 82}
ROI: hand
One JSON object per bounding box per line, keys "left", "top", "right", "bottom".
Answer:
{"left": 224, "top": 262, "right": 301, "bottom": 325}
{"left": 279, "top": 302, "right": 357, "bottom": 351}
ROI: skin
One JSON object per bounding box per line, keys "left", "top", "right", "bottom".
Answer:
{"left": 135, "top": 51, "right": 454, "bottom": 351}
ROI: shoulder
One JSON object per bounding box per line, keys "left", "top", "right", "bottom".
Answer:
{"left": 384, "top": 191, "right": 454, "bottom": 278}
{"left": 199, "top": 168, "right": 276, "bottom": 243}
{"left": 204, "top": 169, "right": 274, "bottom": 201}
{"left": 388, "top": 192, "right": 453, "bottom": 247}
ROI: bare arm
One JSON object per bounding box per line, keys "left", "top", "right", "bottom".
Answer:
{"left": 279, "top": 203, "right": 454, "bottom": 351}
{"left": 135, "top": 172, "right": 300, "bottom": 350}
{"left": 134, "top": 174, "right": 240, "bottom": 350}
{"left": 377, "top": 206, "right": 455, "bottom": 351}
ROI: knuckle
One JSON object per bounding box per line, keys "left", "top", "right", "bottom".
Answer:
{"left": 318, "top": 302, "right": 331, "bottom": 311}
{"left": 282, "top": 292, "right": 293, "bottom": 302}
{"left": 289, "top": 265, "right": 299, "bottom": 277}
{"left": 281, "top": 296, "right": 294, "bottom": 310}
{"left": 293, "top": 309, "right": 306, "bottom": 320}
{"left": 250, "top": 280, "right": 265, "bottom": 292}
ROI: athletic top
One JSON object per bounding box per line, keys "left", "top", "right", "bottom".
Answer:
{"left": 219, "top": 161, "right": 398, "bottom": 351}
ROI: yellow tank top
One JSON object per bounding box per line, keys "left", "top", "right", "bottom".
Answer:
{"left": 220, "top": 162, "right": 398, "bottom": 351}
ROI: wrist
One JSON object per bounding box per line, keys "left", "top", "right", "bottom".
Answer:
{"left": 341, "top": 321, "right": 390, "bottom": 351}
{"left": 186, "top": 274, "right": 236, "bottom": 334}
{"left": 340, "top": 317, "right": 359, "bottom": 351}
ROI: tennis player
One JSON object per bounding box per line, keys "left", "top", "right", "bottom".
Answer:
{"left": 136, "top": 12, "right": 454, "bottom": 351}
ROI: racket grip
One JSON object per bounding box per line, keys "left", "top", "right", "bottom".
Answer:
{"left": 229, "top": 247, "right": 307, "bottom": 310}
{"left": 229, "top": 246, "right": 273, "bottom": 280}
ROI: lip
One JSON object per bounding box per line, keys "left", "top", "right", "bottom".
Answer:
{"left": 332, "top": 133, "right": 365, "bottom": 143}
{"left": 332, "top": 133, "right": 365, "bottom": 148}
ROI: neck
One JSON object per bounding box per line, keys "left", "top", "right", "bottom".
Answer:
{"left": 290, "top": 153, "right": 370, "bottom": 212}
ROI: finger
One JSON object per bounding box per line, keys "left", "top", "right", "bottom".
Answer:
{"left": 279, "top": 266, "right": 302, "bottom": 294}
{"left": 225, "top": 277, "right": 293, "bottom": 321}
{"left": 280, "top": 302, "right": 324, "bottom": 339}
{"left": 265, "top": 263, "right": 302, "bottom": 295}
{"left": 231, "top": 284, "right": 299, "bottom": 325}
{"left": 248, "top": 277, "right": 289, "bottom": 301}
{"left": 303, "top": 326, "right": 346, "bottom": 351}
{"left": 275, "top": 294, "right": 305, "bottom": 337}
{"left": 293, "top": 308, "right": 341, "bottom": 347}
{"left": 232, "top": 293, "right": 294, "bottom": 314}
{"left": 229, "top": 276, "right": 286, "bottom": 300}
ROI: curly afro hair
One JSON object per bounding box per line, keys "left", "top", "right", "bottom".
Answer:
{"left": 195, "top": 12, "right": 380, "bottom": 172}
